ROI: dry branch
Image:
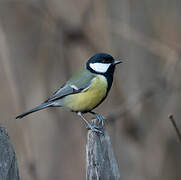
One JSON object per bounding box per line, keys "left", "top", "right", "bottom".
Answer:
{"left": 0, "top": 124, "right": 20, "bottom": 180}
{"left": 86, "top": 121, "right": 120, "bottom": 180}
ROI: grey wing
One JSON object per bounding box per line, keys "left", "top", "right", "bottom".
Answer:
{"left": 45, "top": 70, "right": 95, "bottom": 102}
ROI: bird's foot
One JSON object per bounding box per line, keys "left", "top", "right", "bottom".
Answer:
{"left": 77, "top": 112, "right": 103, "bottom": 134}
{"left": 86, "top": 123, "right": 103, "bottom": 134}
{"left": 91, "top": 112, "right": 106, "bottom": 127}
{"left": 96, "top": 114, "right": 106, "bottom": 127}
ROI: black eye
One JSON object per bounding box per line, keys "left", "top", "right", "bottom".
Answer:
{"left": 102, "top": 58, "right": 113, "bottom": 63}
{"left": 102, "top": 59, "right": 106, "bottom": 63}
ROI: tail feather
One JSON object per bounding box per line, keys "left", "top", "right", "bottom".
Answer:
{"left": 16, "top": 102, "right": 52, "bottom": 119}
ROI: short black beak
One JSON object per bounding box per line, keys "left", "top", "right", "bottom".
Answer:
{"left": 113, "top": 60, "right": 122, "bottom": 65}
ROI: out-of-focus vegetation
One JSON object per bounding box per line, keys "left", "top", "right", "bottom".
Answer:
{"left": 0, "top": 0, "right": 181, "bottom": 180}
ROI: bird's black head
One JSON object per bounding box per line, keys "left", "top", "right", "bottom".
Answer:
{"left": 86, "top": 53, "right": 121, "bottom": 75}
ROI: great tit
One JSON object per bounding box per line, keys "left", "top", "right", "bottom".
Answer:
{"left": 16, "top": 53, "right": 121, "bottom": 133}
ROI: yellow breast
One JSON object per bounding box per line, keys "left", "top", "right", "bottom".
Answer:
{"left": 62, "top": 75, "right": 108, "bottom": 112}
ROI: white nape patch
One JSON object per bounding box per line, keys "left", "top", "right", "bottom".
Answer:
{"left": 70, "top": 84, "right": 79, "bottom": 90}
{"left": 90, "top": 63, "right": 111, "bottom": 73}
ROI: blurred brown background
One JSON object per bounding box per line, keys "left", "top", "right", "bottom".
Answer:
{"left": 0, "top": 0, "right": 181, "bottom": 180}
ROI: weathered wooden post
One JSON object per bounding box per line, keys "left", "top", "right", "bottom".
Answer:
{"left": 86, "top": 120, "right": 120, "bottom": 180}
{"left": 0, "top": 124, "right": 20, "bottom": 180}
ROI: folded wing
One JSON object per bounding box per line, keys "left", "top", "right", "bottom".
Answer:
{"left": 45, "top": 69, "right": 95, "bottom": 102}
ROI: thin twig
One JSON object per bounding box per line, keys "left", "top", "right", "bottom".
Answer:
{"left": 169, "top": 114, "right": 181, "bottom": 142}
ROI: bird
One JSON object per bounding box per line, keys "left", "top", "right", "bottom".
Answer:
{"left": 16, "top": 53, "right": 122, "bottom": 133}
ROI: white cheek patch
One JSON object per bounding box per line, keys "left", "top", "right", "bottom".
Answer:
{"left": 90, "top": 63, "right": 111, "bottom": 73}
